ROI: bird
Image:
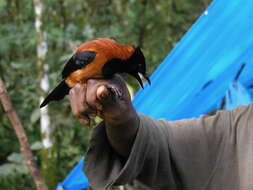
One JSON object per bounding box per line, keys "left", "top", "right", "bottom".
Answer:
{"left": 40, "top": 38, "right": 151, "bottom": 108}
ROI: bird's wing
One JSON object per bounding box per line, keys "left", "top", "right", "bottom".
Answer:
{"left": 62, "top": 51, "right": 96, "bottom": 78}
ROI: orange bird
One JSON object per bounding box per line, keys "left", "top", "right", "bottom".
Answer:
{"left": 40, "top": 38, "right": 150, "bottom": 108}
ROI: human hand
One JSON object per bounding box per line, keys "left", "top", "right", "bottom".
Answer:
{"left": 69, "top": 74, "right": 134, "bottom": 126}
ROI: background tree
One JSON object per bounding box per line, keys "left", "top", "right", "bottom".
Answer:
{"left": 0, "top": 0, "right": 210, "bottom": 189}
{"left": 0, "top": 78, "right": 48, "bottom": 190}
{"left": 33, "top": 0, "right": 58, "bottom": 188}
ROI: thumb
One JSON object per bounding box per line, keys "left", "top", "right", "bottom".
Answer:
{"left": 96, "top": 84, "right": 122, "bottom": 106}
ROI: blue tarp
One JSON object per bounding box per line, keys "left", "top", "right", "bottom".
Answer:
{"left": 133, "top": 0, "right": 253, "bottom": 120}
{"left": 225, "top": 81, "right": 251, "bottom": 110}
{"left": 56, "top": 158, "right": 89, "bottom": 190}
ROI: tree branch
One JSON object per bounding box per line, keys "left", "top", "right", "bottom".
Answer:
{"left": 0, "top": 78, "right": 49, "bottom": 190}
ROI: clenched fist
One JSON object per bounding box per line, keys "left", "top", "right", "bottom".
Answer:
{"left": 69, "top": 74, "right": 139, "bottom": 156}
{"left": 69, "top": 74, "right": 134, "bottom": 126}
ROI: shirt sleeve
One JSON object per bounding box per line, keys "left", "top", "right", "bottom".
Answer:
{"left": 84, "top": 108, "right": 232, "bottom": 190}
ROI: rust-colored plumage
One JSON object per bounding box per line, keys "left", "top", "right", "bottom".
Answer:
{"left": 40, "top": 38, "right": 150, "bottom": 108}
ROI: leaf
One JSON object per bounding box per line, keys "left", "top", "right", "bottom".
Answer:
{"left": 30, "top": 141, "right": 43, "bottom": 150}
{"left": 15, "top": 164, "right": 29, "bottom": 174}
{"left": 0, "top": 164, "right": 15, "bottom": 176}
{"left": 7, "top": 153, "right": 24, "bottom": 164}
{"left": 0, "top": 163, "right": 29, "bottom": 176}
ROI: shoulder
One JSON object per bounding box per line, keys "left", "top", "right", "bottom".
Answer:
{"left": 229, "top": 103, "right": 253, "bottom": 128}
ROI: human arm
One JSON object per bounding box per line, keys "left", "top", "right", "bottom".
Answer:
{"left": 69, "top": 74, "right": 242, "bottom": 190}
{"left": 69, "top": 75, "right": 139, "bottom": 157}
{"left": 69, "top": 77, "right": 178, "bottom": 189}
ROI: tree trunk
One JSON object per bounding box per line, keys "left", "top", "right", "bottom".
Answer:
{"left": 0, "top": 78, "right": 49, "bottom": 190}
{"left": 33, "top": 0, "right": 58, "bottom": 188}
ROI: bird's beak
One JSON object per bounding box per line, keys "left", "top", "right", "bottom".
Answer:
{"left": 132, "top": 73, "right": 144, "bottom": 88}
{"left": 141, "top": 73, "right": 151, "bottom": 85}
{"left": 132, "top": 72, "right": 151, "bottom": 88}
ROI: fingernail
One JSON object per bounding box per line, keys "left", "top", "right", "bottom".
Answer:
{"left": 80, "top": 119, "right": 89, "bottom": 126}
{"left": 84, "top": 120, "right": 89, "bottom": 125}
{"left": 97, "top": 104, "right": 103, "bottom": 111}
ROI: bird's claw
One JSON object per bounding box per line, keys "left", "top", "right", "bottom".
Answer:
{"left": 107, "top": 85, "right": 122, "bottom": 99}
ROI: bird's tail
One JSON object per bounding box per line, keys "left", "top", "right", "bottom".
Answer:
{"left": 40, "top": 80, "right": 70, "bottom": 108}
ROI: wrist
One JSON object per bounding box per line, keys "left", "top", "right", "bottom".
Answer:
{"left": 104, "top": 109, "right": 140, "bottom": 157}
{"left": 104, "top": 104, "right": 138, "bottom": 127}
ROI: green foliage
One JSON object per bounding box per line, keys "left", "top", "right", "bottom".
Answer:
{"left": 0, "top": 153, "right": 28, "bottom": 176}
{"left": 0, "top": 174, "right": 35, "bottom": 190}
{"left": 0, "top": 0, "right": 211, "bottom": 189}
{"left": 0, "top": 152, "right": 35, "bottom": 190}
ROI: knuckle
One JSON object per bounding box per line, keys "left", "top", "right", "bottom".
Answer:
{"left": 72, "top": 106, "right": 86, "bottom": 117}
{"left": 72, "top": 110, "right": 80, "bottom": 117}
{"left": 69, "top": 88, "right": 74, "bottom": 95}
{"left": 75, "top": 83, "right": 81, "bottom": 88}
{"left": 87, "top": 79, "right": 96, "bottom": 86}
{"left": 73, "top": 109, "right": 85, "bottom": 118}
{"left": 87, "top": 79, "right": 106, "bottom": 87}
{"left": 73, "top": 83, "right": 82, "bottom": 92}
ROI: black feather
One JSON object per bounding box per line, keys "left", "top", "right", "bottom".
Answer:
{"left": 102, "top": 47, "right": 150, "bottom": 88}
{"left": 126, "top": 47, "right": 146, "bottom": 73}
{"left": 40, "top": 80, "right": 70, "bottom": 108}
{"left": 62, "top": 51, "right": 96, "bottom": 78}
{"left": 127, "top": 47, "right": 151, "bottom": 87}
{"left": 102, "top": 58, "right": 126, "bottom": 77}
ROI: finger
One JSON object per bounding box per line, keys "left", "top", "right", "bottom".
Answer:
{"left": 79, "top": 117, "right": 90, "bottom": 126}
{"left": 69, "top": 88, "right": 79, "bottom": 117}
{"left": 96, "top": 84, "right": 123, "bottom": 107}
{"left": 75, "top": 84, "right": 87, "bottom": 114}
{"left": 69, "top": 83, "right": 85, "bottom": 105}
{"left": 106, "top": 84, "right": 122, "bottom": 99}
{"left": 86, "top": 75, "right": 129, "bottom": 111}
{"left": 75, "top": 104, "right": 93, "bottom": 126}
{"left": 96, "top": 85, "right": 113, "bottom": 104}
{"left": 69, "top": 84, "right": 97, "bottom": 126}
{"left": 69, "top": 84, "right": 89, "bottom": 117}
{"left": 86, "top": 80, "right": 106, "bottom": 111}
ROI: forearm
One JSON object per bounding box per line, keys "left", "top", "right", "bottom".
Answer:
{"left": 104, "top": 108, "right": 140, "bottom": 157}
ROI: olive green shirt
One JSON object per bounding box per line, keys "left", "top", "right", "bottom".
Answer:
{"left": 85, "top": 104, "right": 253, "bottom": 190}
